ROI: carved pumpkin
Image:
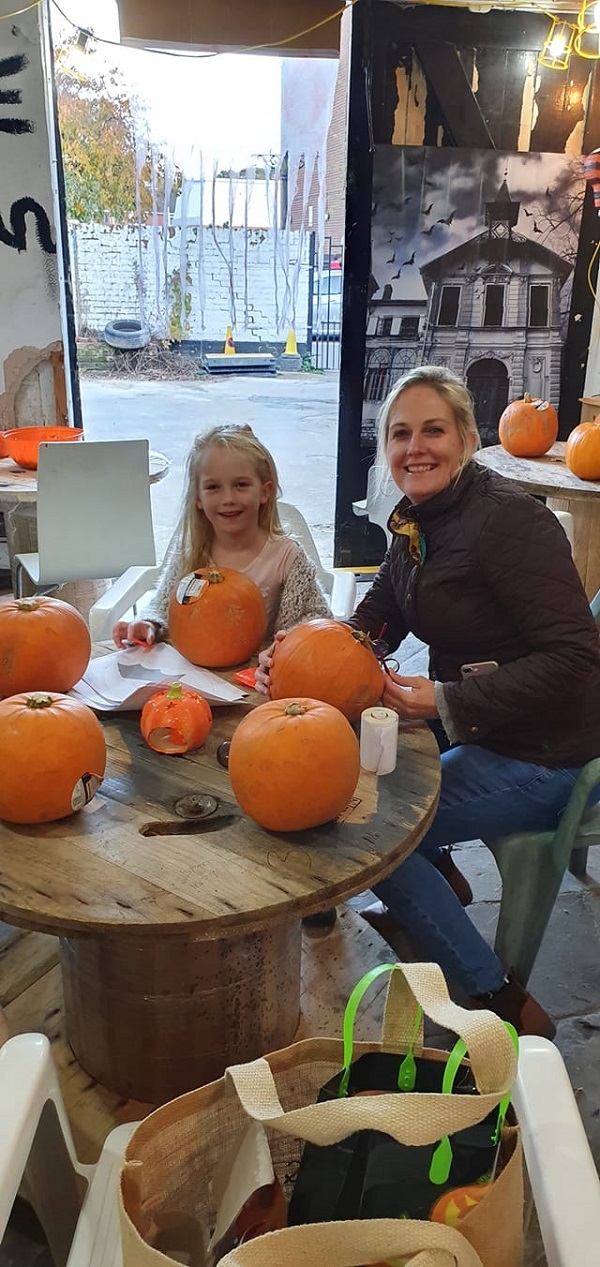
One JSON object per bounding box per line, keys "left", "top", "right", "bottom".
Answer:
{"left": 498, "top": 393, "right": 558, "bottom": 457}
{"left": 168, "top": 567, "right": 267, "bottom": 668}
{"left": 430, "top": 1182, "right": 490, "bottom": 1227}
{"left": 565, "top": 418, "right": 600, "bottom": 480}
{"left": 140, "top": 682, "right": 213, "bottom": 754}
{"left": 0, "top": 692, "right": 106, "bottom": 823}
{"left": 0, "top": 595, "right": 91, "bottom": 698}
{"left": 270, "top": 619, "right": 383, "bottom": 722}
{"left": 229, "top": 697, "right": 360, "bottom": 831}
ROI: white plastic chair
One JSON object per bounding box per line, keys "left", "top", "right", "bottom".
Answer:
{"left": 13, "top": 439, "right": 158, "bottom": 634}
{"left": 0, "top": 1033, "right": 138, "bottom": 1267}
{"left": 278, "top": 500, "right": 356, "bottom": 619}
{"left": 1, "top": 1031, "right": 599, "bottom": 1267}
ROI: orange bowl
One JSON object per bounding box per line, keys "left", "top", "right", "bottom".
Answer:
{"left": 3, "top": 426, "right": 83, "bottom": 470}
{"left": 0, "top": 432, "right": 10, "bottom": 459}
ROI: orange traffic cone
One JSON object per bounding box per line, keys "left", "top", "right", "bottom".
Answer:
{"left": 224, "top": 325, "right": 236, "bottom": 355}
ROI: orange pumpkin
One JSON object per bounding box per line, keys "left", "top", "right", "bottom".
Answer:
{"left": 270, "top": 619, "right": 383, "bottom": 722}
{"left": 140, "top": 682, "right": 213, "bottom": 754}
{"left": 168, "top": 567, "right": 267, "bottom": 668}
{"left": 0, "top": 692, "right": 106, "bottom": 823}
{"left": 0, "top": 595, "right": 91, "bottom": 698}
{"left": 565, "top": 418, "right": 600, "bottom": 480}
{"left": 228, "top": 697, "right": 360, "bottom": 832}
{"left": 498, "top": 393, "right": 558, "bottom": 457}
{"left": 430, "top": 1182, "right": 490, "bottom": 1227}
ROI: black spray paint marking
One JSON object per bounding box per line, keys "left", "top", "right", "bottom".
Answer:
{"left": 0, "top": 54, "right": 33, "bottom": 135}
{"left": 0, "top": 197, "right": 56, "bottom": 254}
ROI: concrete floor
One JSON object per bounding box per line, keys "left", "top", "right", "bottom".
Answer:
{"left": 2, "top": 369, "right": 599, "bottom": 1265}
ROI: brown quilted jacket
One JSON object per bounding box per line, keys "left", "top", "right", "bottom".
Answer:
{"left": 353, "top": 462, "right": 600, "bottom": 767}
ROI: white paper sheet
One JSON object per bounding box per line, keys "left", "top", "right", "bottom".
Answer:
{"left": 69, "top": 643, "right": 246, "bottom": 712}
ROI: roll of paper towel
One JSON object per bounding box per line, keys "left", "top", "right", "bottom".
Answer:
{"left": 359, "top": 706, "right": 398, "bottom": 775}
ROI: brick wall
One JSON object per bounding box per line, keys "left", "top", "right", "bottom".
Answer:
{"left": 69, "top": 223, "right": 311, "bottom": 348}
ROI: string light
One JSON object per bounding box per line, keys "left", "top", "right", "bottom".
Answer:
{"left": 574, "top": 0, "right": 600, "bottom": 59}
{"left": 539, "top": 16, "right": 576, "bottom": 70}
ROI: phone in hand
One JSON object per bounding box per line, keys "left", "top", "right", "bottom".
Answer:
{"left": 461, "top": 660, "right": 499, "bottom": 679}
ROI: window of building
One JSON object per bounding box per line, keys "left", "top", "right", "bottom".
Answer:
{"left": 375, "top": 316, "right": 393, "bottom": 337}
{"left": 529, "top": 284, "right": 549, "bottom": 327}
{"left": 438, "top": 286, "right": 460, "bottom": 326}
{"left": 399, "top": 316, "right": 419, "bottom": 341}
{"left": 364, "top": 356, "right": 391, "bottom": 401}
{"left": 483, "top": 284, "right": 504, "bottom": 326}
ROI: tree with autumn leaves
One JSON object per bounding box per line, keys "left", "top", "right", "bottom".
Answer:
{"left": 54, "top": 53, "right": 176, "bottom": 224}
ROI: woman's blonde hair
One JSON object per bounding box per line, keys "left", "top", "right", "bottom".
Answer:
{"left": 179, "top": 424, "right": 282, "bottom": 573}
{"left": 375, "top": 365, "right": 481, "bottom": 482}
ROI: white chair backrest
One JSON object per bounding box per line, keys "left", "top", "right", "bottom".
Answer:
{"left": 364, "top": 464, "right": 399, "bottom": 547}
{"left": 277, "top": 500, "right": 332, "bottom": 596}
{"left": 36, "top": 439, "right": 156, "bottom": 584}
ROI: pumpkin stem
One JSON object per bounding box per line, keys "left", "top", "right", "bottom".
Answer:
{"left": 284, "top": 702, "right": 308, "bottom": 716}
{"left": 15, "top": 598, "right": 39, "bottom": 612}
{"left": 206, "top": 569, "right": 225, "bottom": 584}
{"left": 166, "top": 682, "right": 186, "bottom": 701}
{"left": 26, "top": 693, "right": 54, "bottom": 709}
{"left": 523, "top": 392, "right": 532, "bottom": 403}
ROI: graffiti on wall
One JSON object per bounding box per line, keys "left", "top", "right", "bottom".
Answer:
{"left": 0, "top": 51, "right": 56, "bottom": 258}
{"left": 0, "top": 53, "right": 33, "bottom": 134}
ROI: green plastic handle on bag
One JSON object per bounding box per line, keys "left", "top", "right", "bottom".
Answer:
{"left": 428, "top": 1021, "right": 520, "bottom": 1185}
{"left": 339, "top": 964, "right": 423, "bottom": 1098}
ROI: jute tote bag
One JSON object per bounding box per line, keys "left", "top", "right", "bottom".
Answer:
{"left": 119, "top": 962, "right": 523, "bottom": 1267}
{"left": 216, "top": 1218, "right": 487, "bottom": 1266}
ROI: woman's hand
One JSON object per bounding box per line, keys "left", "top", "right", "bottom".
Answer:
{"left": 112, "top": 619, "right": 157, "bottom": 650}
{"left": 255, "top": 630, "right": 287, "bottom": 696}
{"left": 382, "top": 669, "right": 438, "bottom": 720}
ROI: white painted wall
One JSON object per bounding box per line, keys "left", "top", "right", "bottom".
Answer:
{"left": 69, "top": 222, "right": 311, "bottom": 343}
{"left": 0, "top": 4, "right": 62, "bottom": 403}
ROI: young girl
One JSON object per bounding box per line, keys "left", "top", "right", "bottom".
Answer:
{"left": 113, "top": 424, "right": 330, "bottom": 649}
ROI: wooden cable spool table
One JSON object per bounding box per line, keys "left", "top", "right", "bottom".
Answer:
{"left": 0, "top": 684, "right": 440, "bottom": 1103}
{"left": 474, "top": 443, "right": 600, "bottom": 600}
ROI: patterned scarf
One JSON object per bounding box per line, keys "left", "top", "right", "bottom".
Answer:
{"left": 388, "top": 507, "right": 427, "bottom": 565}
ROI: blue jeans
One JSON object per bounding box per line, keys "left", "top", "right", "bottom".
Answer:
{"left": 373, "top": 731, "right": 582, "bottom": 995}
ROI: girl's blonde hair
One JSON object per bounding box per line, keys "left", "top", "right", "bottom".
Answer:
{"left": 375, "top": 365, "right": 481, "bottom": 482}
{"left": 179, "top": 424, "right": 282, "bottom": 573}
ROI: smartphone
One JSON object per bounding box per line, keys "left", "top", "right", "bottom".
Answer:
{"left": 461, "top": 660, "right": 499, "bottom": 679}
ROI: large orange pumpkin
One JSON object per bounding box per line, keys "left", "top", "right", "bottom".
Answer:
{"left": 565, "top": 418, "right": 600, "bottom": 480}
{"left": 498, "top": 393, "right": 558, "bottom": 457}
{"left": 0, "top": 692, "right": 106, "bottom": 823}
{"left": 228, "top": 697, "right": 360, "bottom": 831}
{"left": 0, "top": 595, "right": 91, "bottom": 698}
{"left": 168, "top": 567, "right": 267, "bottom": 668}
{"left": 140, "top": 682, "right": 213, "bottom": 754}
{"left": 270, "top": 619, "right": 383, "bottom": 722}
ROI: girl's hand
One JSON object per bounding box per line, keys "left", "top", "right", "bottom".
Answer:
{"left": 113, "top": 620, "right": 156, "bottom": 650}
{"left": 255, "top": 629, "right": 287, "bottom": 696}
{"left": 382, "top": 670, "right": 438, "bottom": 720}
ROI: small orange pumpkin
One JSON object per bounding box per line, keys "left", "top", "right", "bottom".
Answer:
{"left": 498, "top": 393, "right": 558, "bottom": 457}
{"left": 430, "top": 1182, "right": 491, "bottom": 1226}
{"left": 0, "top": 692, "right": 106, "bottom": 823}
{"left": 140, "top": 682, "right": 213, "bottom": 754}
{"left": 270, "top": 619, "right": 383, "bottom": 722}
{"left": 168, "top": 567, "right": 268, "bottom": 668}
{"left": 0, "top": 595, "right": 91, "bottom": 698}
{"left": 565, "top": 417, "right": 600, "bottom": 480}
{"left": 229, "top": 697, "right": 360, "bottom": 832}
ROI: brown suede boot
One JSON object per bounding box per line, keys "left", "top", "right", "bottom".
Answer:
{"left": 434, "top": 848, "right": 473, "bottom": 907}
{"left": 472, "top": 972, "right": 556, "bottom": 1040}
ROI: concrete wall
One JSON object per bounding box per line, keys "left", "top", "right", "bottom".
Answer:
{"left": 69, "top": 222, "right": 311, "bottom": 348}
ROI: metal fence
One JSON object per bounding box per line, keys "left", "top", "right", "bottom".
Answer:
{"left": 309, "top": 235, "right": 343, "bottom": 371}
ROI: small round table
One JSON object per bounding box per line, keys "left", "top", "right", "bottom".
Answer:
{"left": 475, "top": 443, "right": 600, "bottom": 600}
{"left": 0, "top": 692, "right": 440, "bottom": 1103}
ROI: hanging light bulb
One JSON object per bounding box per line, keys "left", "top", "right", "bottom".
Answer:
{"left": 574, "top": 1, "right": 600, "bottom": 58}
{"left": 584, "top": 150, "right": 600, "bottom": 212}
{"left": 539, "top": 18, "right": 576, "bottom": 70}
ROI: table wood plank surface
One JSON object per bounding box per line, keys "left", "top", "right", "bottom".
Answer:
{"left": 0, "top": 698, "right": 440, "bottom": 938}
{"left": 474, "top": 442, "right": 600, "bottom": 501}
